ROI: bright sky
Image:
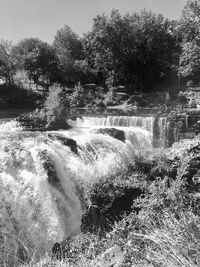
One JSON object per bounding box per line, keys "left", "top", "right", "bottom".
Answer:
{"left": 0, "top": 0, "right": 186, "bottom": 44}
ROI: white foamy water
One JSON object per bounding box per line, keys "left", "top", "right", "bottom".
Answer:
{"left": 67, "top": 115, "right": 154, "bottom": 149}
{"left": 68, "top": 115, "right": 155, "bottom": 132}
{"left": 0, "top": 115, "right": 159, "bottom": 264}
{"left": 0, "top": 119, "right": 23, "bottom": 132}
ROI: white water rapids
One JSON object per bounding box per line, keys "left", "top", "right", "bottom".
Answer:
{"left": 0, "top": 115, "right": 165, "bottom": 264}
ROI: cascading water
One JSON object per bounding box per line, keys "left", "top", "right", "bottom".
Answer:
{"left": 68, "top": 115, "right": 155, "bottom": 150}
{"left": 0, "top": 114, "right": 160, "bottom": 265}
{"left": 158, "top": 117, "right": 167, "bottom": 146}
{"left": 70, "top": 115, "right": 154, "bottom": 132}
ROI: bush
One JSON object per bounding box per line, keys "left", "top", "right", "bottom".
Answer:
{"left": 69, "top": 82, "right": 94, "bottom": 108}
{"left": 44, "top": 84, "right": 69, "bottom": 124}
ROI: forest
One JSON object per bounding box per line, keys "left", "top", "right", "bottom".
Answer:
{"left": 0, "top": 0, "right": 200, "bottom": 107}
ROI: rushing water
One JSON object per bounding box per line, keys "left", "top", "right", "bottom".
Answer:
{"left": 0, "top": 115, "right": 166, "bottom": 264}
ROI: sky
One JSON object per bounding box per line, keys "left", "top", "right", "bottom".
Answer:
{"left": 0, "top": 0, "right": 186, "bottom": 44}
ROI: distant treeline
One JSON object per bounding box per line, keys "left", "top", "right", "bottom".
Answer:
{"left": 0, "top": 0, "right": 199, "bottom": 93}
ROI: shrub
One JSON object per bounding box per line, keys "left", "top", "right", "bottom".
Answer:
{"left": 44, "top": 84, "right": 69, "bottom": 124}
{"left": 69, "top": 82, "right": 95, "bottom": 108}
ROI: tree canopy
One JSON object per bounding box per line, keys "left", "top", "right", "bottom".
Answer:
{"left": 4, "top": 3, "right": 200, "bottom": 92}
{"left": 179, "top": 0, "right": 200, "bottom": 82}
{"left": 13, "top": 38, "right": 58, "bottom": 85}
{"left": 83, "top": 9, "right": 178, "bottom": 92}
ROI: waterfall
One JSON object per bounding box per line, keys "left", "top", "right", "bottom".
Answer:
{"left": 158, "top": 117, "right": 167, "bottom": 146}
{"left": 67, "top": 115, "right": 155, "bottom": 149}
{"left": 0, "top": 122, "right": 136, "bottom": 264}
{"left": 185, "top": 114, "right": 189, "bottom": 132}
{"left": 0, "top": 114, "right": 164, "bottom": 265}
{"left": 0, "top": 119, "right": 23, "bottom": 132}
{"left": 68, "top": 116, "right": 154, "bottom": 132}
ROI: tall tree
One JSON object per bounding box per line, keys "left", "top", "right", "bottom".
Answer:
{"left": 178, "top": 0, "right": 200, "bottom": 82}
{"left": 0, "top": 40, "right": 16, "bottom": 86}
{"left": 13, "top": 38, "right": 59, "bottom": 86}
{"left": 179, "top": 41, "right": 200, "bottom": 79}
{"left": 53, "top": 25, "right": 84, "bottom": 84}
{"left": 179, "top": 0, "right": 200, "bottom": 43}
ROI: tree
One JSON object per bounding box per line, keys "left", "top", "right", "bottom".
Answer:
{"left": 179, "top": 41, "right": 200, "bottom": 79}
{"left": 82, "top": 9, "right": 178, "bottom": 92}
{"left": 53, "top": 25, "right": 84, "bottom": 84}
{"left": 12, "top": 38, "right": 41, "bottom": 70}
{"left": 44, "top": 84, "right": 69, "bottom": 126}
{"left": 0, "top": 40, "right": 16, "bottom": 86}
{"left": 179, "top": 0, "right": 200, "bottom": 43}
{"left": 13, "top": 38, "right": 59, "bottom": 87}
{"left": 178, "top": 1, "right": 200, "bottom": 82}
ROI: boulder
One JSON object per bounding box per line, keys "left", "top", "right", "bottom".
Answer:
{"left": 47, "top": 133, "right": 78, "bottom": 154}
{"left": 38, "top": 150, "right": 59, "bottom": 186}
{"left": 81, "top": 186, "right": 143, "bottom": 233}
{"left": 81, "top": 205, "right": 107, "bottom": 234}
{"left": 45, "top": 118, "right": 71, "bottom": 131}
{"left": 92, "top": 128, "right": 125, "bottom": 142}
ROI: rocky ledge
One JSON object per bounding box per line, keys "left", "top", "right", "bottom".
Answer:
{"left": 92, "top": 128, "right": 126, "bottom": 142}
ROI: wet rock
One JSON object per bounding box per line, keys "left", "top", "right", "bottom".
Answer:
{"left": 17, "top": 109, "right": 71, "bottom": 131}
{"left": 95, "top": 245, "right": 124, "bottom": 267}
{"left": 47, "top": 133, "right": 78, "bottom": 154}
{"left": 81, "top": 186, "right": 143, "bottom": 233}
{"left": 81, "top": 205, "right": 107, "bottom": 234}
{"left": 105, "top": 188, "right": 142, "bottom": 223}
{"left": 17, "top": 109, "right": 47, "bottom": 129}
{"left": 92, "top": 128, "right": 125, "bottom": 142}
{"left": 45, "top": 118, "right": 71, "bottom": 131}
{"left": 38, "top": 150, "right": 59, "bottom": 186}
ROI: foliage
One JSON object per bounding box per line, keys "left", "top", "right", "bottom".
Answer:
{"left": 53, "top": 25, "right": 84, "bottom": 84}
{"left": 69, "top": 82, "right": 93, "bottom": 108}
{"left": 43, "top": 84, "right": 69, "bottom": 124}
{"left": 13, "top": 38, "right": 59, "bottom": 86}
{"left": 179, "top": 0, "right": 200, "bottom": 43}
{"left": 0, "top": 40, "right": 17, "bottom": 86}
{"left": 178, "top": 1, "right": 200, "bottom": 81}
{"left": 83, "top": 9, "right": 178, "bottom": 92}
{"left": 179, "top": 41, "right": 200, "bottom": 78}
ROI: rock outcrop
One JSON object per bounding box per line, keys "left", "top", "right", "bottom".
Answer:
{"left": 47, "top": 133, "right": 78, "bottom": 154}
{"left": 17, "top": 109, "right": 47, "bottom": 129}
{"left": 81, "top": 185, "right": 143, "bottom": 233}
{"left": 92, "top": 128, "right": 125, "bottom": 142}
{"left": 17, "top": 109, "right": 71, "bottom": 131}
{"left": 38, "top": 150, "right": 59, "bottom": 186}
